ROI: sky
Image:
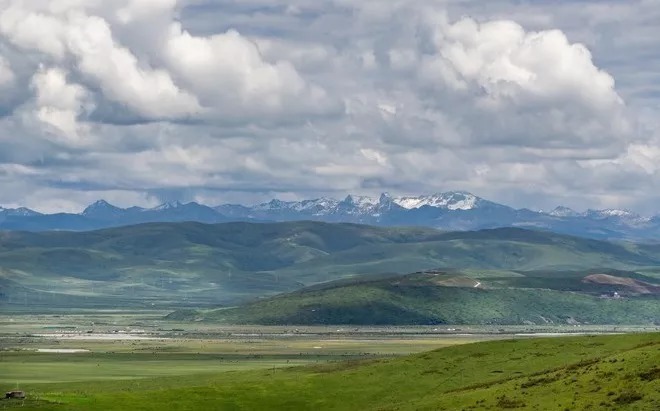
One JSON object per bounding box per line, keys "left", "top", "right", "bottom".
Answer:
{"left": 0, "top": 0, "right": 659, "bottom": 214}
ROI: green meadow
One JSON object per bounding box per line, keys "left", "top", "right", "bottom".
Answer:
{"left": 1, "top": 333, "right": 658, "bottom": 410}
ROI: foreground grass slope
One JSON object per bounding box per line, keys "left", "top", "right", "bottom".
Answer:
{"left": 9, "top": 333, "right": 660, "bottom": 410}
{"left": 2, "top": 221, "right": 659, "bottom": 308}
{"left": 172, "top": 271, "right": 660, "bottom": 325}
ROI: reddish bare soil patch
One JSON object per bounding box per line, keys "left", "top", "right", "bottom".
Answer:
{"left": 582, "top": 274, "right": 660, "bottom": 295}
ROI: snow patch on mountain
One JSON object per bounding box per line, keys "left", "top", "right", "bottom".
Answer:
{"left": 393, "top": 192, "right": 479, "bottom": 210}
{"left": 252, "top": 199, "right": 296, "bottom": 211}
{"left": 218, "top": 192, "right": 486, "bottom": 218}
{"left": 592, "top": 209, "right": 652, "bottom": 225}
{"left": 152, "top": 201, "right": 184, "bottom": 211}
{"left": 83, "top": 200, "right": 123, "bottom": 216}
{"left": 0, "top": 207, "right": 42, "bottom": 217}
{"left": 291, "top": 198, "right": 340, "bottom": 214}
{"left": 343, "top": 195, "right": 378, "bottom": 207}
{"left": 591, "top": 209, "right": 635, "bottom": 218}
{"left": 548, "top": 206, "right": 580, "bottom": 217}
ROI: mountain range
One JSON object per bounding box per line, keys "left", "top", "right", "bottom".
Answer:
{"left": 1, "top": 192, "right": 659, "bottom": 241}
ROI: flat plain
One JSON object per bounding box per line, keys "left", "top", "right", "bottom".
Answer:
{"left": 0, "top": 311, "right": 504, "bottom": 384}
{"left": 1, "top": 312, "right": 658, "bottom": 410}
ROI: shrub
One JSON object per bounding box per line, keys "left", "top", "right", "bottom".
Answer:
{"left": 639, "top": 367, "right": 660, "bottom": 381}
{"left": 496, "top": 395, "right": 526, "bottom": 409}
{"left": 612, "top": 391, "right": 643, "bottom": 405}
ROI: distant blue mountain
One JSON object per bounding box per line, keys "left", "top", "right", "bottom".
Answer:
{"left": 1, "top": 192, "right": 658, "bottom": 241}
{"left": 0, "top": 200, "right": 227, "bottom": 231}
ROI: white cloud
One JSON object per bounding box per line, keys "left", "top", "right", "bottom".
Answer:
{"left": 0, "top": 6, "right": 67, "bottom": 58}
{"left": 163, "top": 24, "right": 335, "bottom": 120}
{"left": 0, "top": 0, "right": 658, "bottom": 214}
{"left": 29, "top": 66, "right": 91, "bottom": 144}
{"left": 66, "top": 12, "right": 202, "bottom": 120}
{"left": 0, "top": 0, "right": 336, "bottom": 123}
{"left": 416, "top": 14, "right": 632, "bottom": 152}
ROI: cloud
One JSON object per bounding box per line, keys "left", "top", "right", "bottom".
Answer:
{"left": 116, "top": 0, "right": 178, "bottom": 24}
{"left": 28, "top": 66, "right": 92, "bottom": 144}
{"left": 412, "top": 14, "right": 633, "bottom": 153}
{"left": 0, "top": 5, "right": 68, "bottom": 58}
{"left": 0, "top": 55, "right": 13, "bottom": 86}
{"left": 163, "top": 24, "right": 337, "bottom": 121}
{"left": 0, "top": 0, "right": 337, "bottom": 123}
{"left": 67, "top": 12, "right": 202, "bottom": 120}
{"left": 0, "top": 0, "right": 658, "bottom": 214}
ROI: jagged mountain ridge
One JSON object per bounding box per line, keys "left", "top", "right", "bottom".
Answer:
{"left": 0, "top": 192, "right": 658, "bottom": 240}
{"left": 219, "top": 192, "right": 498, "bottom": 218}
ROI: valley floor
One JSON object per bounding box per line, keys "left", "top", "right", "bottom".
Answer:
{"left": 0, "top": 312, "right": 658, "bottom": 410}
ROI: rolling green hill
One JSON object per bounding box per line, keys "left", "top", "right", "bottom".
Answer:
{"left": 10, "top": 333, "right": 660, "bottom": 410}
{"left": 174, "top": 270, "right": 660, "bottom": 325}
{"left": 1, "top": 221, "right": 659, "bottom": 309}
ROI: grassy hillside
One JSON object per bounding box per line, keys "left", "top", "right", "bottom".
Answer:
{"left": 1, "top": 221, "right": 659, "bottom": 308}
{"left": 0, "top": 221, "right": 437, "bottom": 308}
{"left": 8, "top": 333, "right": 660, "bottom": 410}
{"left": 175, "top": 270, "right": 660, "bottom": 325}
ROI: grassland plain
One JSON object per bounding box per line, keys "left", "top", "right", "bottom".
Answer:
{"left": 1, "top": 333, "right": 658, "bottom": 410}
{"left": 0, "top": 312, "right": 501, "bottom": 385}
{"left": 2, "top": 222, "right": 659, "bottom": 309}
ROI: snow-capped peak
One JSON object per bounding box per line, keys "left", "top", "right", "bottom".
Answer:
{"left": 393, "top": 192, "right": 479, "bottom": 211}
{"left": 152, "top": 201, "right": 184, "bottom": 211}
{"left": 90, "top": 199, "right": 112, "bottom": 207}
{"left": 379, "top": 193, "right": 393, "bottom": 204}
{"left": 84, "top": 199, "right": 115, "bottom": 210}
{"left": 252, "top": 199, "right": 296, "bottom": 211}
{"left": 247, "top": 197, "right": 343, "bottom": 215}
{"left": 586, "top": 208, "right": 636, "bottom": 218}
{"left": 342, "top": 195, "right": 378, "bottom": 208}
{"left": 548, "top": 206, "right": 580, "bottom": 217}
{"left": 602, "top": 209, "right": 633, "bottom": 217}
{"left": 291, "top": 198, "right": 339, "bottom": 213}
{"left": 84, "top": 201, "right": 127, "bottom": 218}
{"left": 0, "top": 206, "right": 41, "bottom": 217}
{"left": 584, "top": 208, "right": 652, "bottom": 226}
